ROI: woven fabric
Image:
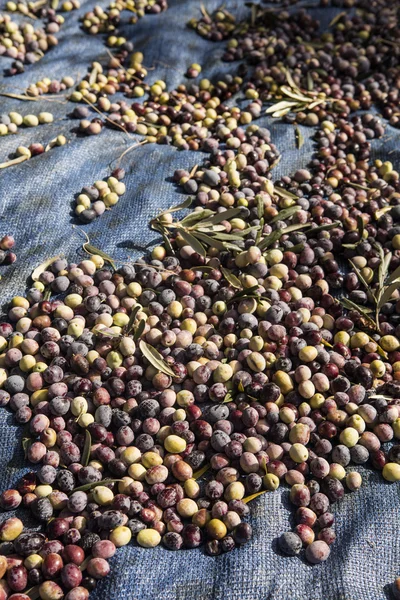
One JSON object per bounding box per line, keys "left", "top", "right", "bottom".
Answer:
{"left": 0, "top": 1, "right": 399, "bottom": 598}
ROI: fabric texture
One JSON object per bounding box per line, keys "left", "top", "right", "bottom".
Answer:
{"left": 0, "top": 1, "right": 399, "bottom": 598}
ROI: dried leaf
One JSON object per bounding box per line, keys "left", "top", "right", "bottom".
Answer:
{"left": 339, "top": 298, "right": 376, "bottom": 329}
{"left": 0, "top": 92, "right": 38, "bottom": 101}
{"left": 82, "top": 430, "right": 92, "bottom": 467}
{"left": 83, "top": 243, "right": 116, "bottom": 270}
{"left": 321, "top": 339, "right": 333, "bottom": 348}
{"left": 221, "top": 267, "right": 242, "bottom": 289}
{"left": 280, "top": 86, "right": 311, "bottom": 102}
{"left": 133, "top": 318, "right": 146, "bottom": 341}
{"left": 243, "top": 490, "right": 269, "bottom": 504}
{"left": 71, "top": 479, "right": 122, "bottom": 494}
{"left": 193, "top": 464, "right": 210, "bottom": 480}
{"left": 272, "top": 106, "right": 295, "bottom": 118}
{"left": 179, "top": 229, "right": 206, "bottom": 257}
{"left": 31, "top": 255, "right": 62, "bottom": 282}
{"left": 139, "top": 340, "right": 176, "bottom": 377}
{"left": 266, "top": 100, "right": 297, "bottom": 114}
{"left": 375, "top": 206, "right": 392, "bottom": 220}
{"left": 261, "top": 457, "right": 268, "bottom": 474}
{"left": 295, "top": 126, "right": 304, "bottom": 149}
{"left": 0, "top": 155, "right": 30, "bottom": 169}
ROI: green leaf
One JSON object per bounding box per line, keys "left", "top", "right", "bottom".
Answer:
{"left": 156, "top": 197, "right": 192, "bottom": 217}
{"left": 270, "top": 205, "right": 300, "bottom": 224}
{"left": 257, "top": 196, "right": 264, "bottom": 220}
{"left": 349, "top": 260, "right": 373, "bottom": 295}
{"left": 26, "top": 585, "right": 40, "bottom": 600}
{"left": 79, "top": 555, "right": 92, "bottom": 572}
{"left": 139, "top": 340, "right": 176, "bottom": 377}
{"left": 198, "top": 207, "right": 242, "bottom": 227}
{"left": 385, "top": 263, "right": 400, "bottom": 286}
{"left": 295, "top": 126, "right": 304, "bottom": 149}
{"left": 339, "top": 298, "right": 376, "bottom": 329}
{"left": 83, "top": 244, "right": 116, "bottom": 270}
{"left": 357, "top": 216, "right": 365, "bottom": 240}
{"left": 22, "top": 437, "right": 33, "bottom": 458}
{"left": 377, "top": 282, "right": 399, "bottom": 309}
{"left": 91, "top": 325, "right": 121, "bottom": 338}
{"left": 179, "top": 209, "right": 214, "bottom": 227}
{"left": 329, "top": 10, "right": 347, "bottom": 27}
{"left": 238, "top": 381, "right": 245, "bottom": 393}
{"left": 221, "top": 267, "right": 242, "bottom": 289}
{"left": 125, "top": 304, "right": 142, "bottom": 335}
{"left": 261, "top": 457, "right": 268, "bottom": 474}
{"left": 280, "top": 86, "right": 311, "bottom": 103}
{"left": 228, "top": 285, "right": 259, "bottom": 305}
{"left": 305, "top": 221, "right": 340, "bottom": 236}
{"left": 223, "top": 392, "right": 234, "bottom": 403}
{"left": 193, "top": 464, "right": 210, "bottom": 480}
{"left": 273, "top": 187, "right": 299, "bottom": 200}
{"left": 31, "top": 255, "right": 63, "bottom": 282}
{"left": 178, "top": 229, "right": 206, "bottom": 257}
{"left": 71, "top": 479, "right": 123, "bottom": 494}
{"left": 306, "top": 72, "right": 314, "bottom": 92}
{"left": 82, "top": 430, "right": 92, "bottom": 467}
{"left": 153, "top": 223, "right": 175, "bottom": 256}
{"left": 243, "top": 490, "right": 269, "bottom": 504}
{"left": 192, "top": 231, "right": 226, "bottom": 251}
{"left": 287, "top": 243, "right": 305, "bottom": 254}
{"left": 258, "top": 229, "right": 283, "bottom": 251}
{"left": 133, "top": 318, "right": 146, "bottom": 341}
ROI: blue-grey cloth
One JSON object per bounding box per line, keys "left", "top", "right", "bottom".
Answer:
{"left": 0, "top": 1, "right": 399, "bottom": 598}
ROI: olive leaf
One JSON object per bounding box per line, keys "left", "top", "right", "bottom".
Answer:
{"left": 385, "top": 263, "right": 400, "bottom": 286}
{"left": 237, "top": 381, "right": 245, "bottom": 393}
{"left": 82, "top": 430, "right": 92, "bottom": 467}
{"left": 139, "top": 340, "right": 176, "bottom": 377}
{"left": 155, "top": 196, "right": 192, "bottom": 218}
{"left": 305, "top": 221, "right": 340, "bottom": 236}
{"left": 273, "top": 187, "right": 298, "bottom": 200}
{"left": 178, "top": 230, "right": 207, "bottom": 257}
{"left": 221, "top": 267, "right": 242, "bottom": 289}
{"left": 125, "top": 304, "right": 142, "bottom": 335}
{"left": 198, "top": 207, "right": 242, "bottom": 227}
{"left": 295, "top": 126, "right": 304, "bottom": 149}
{"left": 83, "top": 243, "right": 116, "bottom": 270}
{"left": 133, "top": 318, "right": 146, "bottom": 341}
{"left": 152, "top": 222, "right": 175, "bottom": 256}
{"left": 192, "top": 231, "right": 226, "bottom": 251}
{"left": 31, "top": 255, "right": 62, "bottom": 282}
{"left": 227, "top": 285, "right": 259, "bottom": 305}
{"left": 257, "top": 196, "right": 264, "bottom": 220}
{"left": 91, "top": 325, "right": 122, "bottom": 338}
{"left": 357, "top": 216, "right": 365, "bottom": 240}
{"left": 70, "top": 479, "right": 123, "bottom": 494}
{"left": 339, "top": 298, "right": 376, "bottom": 329}
{"left": 26, "top": 585, "right": 40, "bottom": 599}
{"left": 377, "top": 282, "right": 400, "bottom": 310}
{"left": 22, "top": 437, "right": 33, "bottom": 458}
{"left": 261, "top": 457, "right": 268, "bottom": 474}
{"left": 79, "top": 555, "right": 92, "bottom": 572}
{"left": 329, "top": 10, "right": 346, "bottom": 27}
{"left": 243, "top": 490, "right": 269, "bottom": 504}
{"left": 223, "top": 392, "right": 234, "bottom": 403}
{"left": 179, "top": 209, "right": 214, "bottom": 227}
{"left": 270, "top": 206, "right": 300, "bottom": 224}
{"left": 193, "top": 464, "right": 210, "bottom": 480}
